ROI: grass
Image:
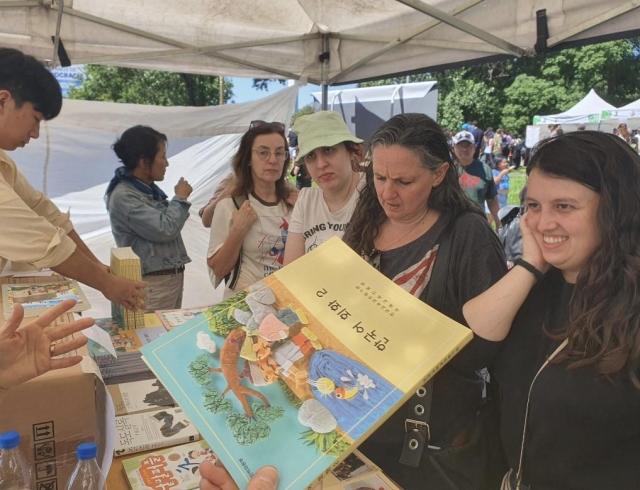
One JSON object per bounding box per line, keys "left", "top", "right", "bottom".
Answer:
{"left": 508, "top": 167, "right": 527, "bottom": 206}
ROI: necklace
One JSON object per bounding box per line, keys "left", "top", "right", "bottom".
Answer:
{"left": 375, "top": 207, "right": 431, "bottom": 252}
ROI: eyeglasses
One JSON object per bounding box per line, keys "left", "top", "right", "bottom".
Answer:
{"left": 249, "top": 120, "right": 286, "bottom": 133}
{"left": 252, "top": 148, "right": 289, "bottom": 161}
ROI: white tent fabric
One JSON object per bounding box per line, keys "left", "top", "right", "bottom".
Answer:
{"left": 602, "top": 97, "right": 640, "bottom": 120}
{"left": 1, "top": 1, "right": 639, "bottom": 84}
{"left": 6, "top": 85, "right": 299, "bottom": 317}
{"left": 533, "top": 89, "right": 616, "bottom": 125}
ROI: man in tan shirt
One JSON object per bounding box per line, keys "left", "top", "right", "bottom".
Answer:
{"left": 0, "top": 48, "right": 145, "bottom": 309}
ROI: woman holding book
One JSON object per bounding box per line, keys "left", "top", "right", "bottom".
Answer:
{"left": 463, "top": 131, "right": 640, "bottom": 489}
{"left": 207, "top": 121, "right": 294, "bottom": 297}
{"left": 283, "top": 111, "right": 364, "bottom": 264}
{"left": 106, "top": 125, "right": 192, "bottom": 311}
{"left": 342, "top": 113, "right": 507, "bottom": 489}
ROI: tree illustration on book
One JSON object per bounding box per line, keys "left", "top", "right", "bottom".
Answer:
{"left": 186, "top": 281, "right": 402, "bottom": 451}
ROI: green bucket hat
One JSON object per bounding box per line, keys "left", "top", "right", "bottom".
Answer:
{"left": 292, "top": 111, "right": 363, "bottom": 162}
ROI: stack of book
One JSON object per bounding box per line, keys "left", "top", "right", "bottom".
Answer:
{"left": 88, "top": 318, "right": 165, "bottom": 384}
{"left": 110, "top": 247, "right": 145, "bottom": 329}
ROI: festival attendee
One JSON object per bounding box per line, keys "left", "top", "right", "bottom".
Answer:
{"left": 199, "top": 462, "right": 278, "bottom": 490}
{"left": 492, "top": 156, "right": 514, "bottom": 209}
{"left": 199, "top": 173, "right": 234, "bottom": 228}
{"left": 453, "top": 130, "right": 501, "bottom": 229}
{"left": 0, "top": 300, "right": 93, "bottom": 393}
{"left": 106, "top": 125, "right": 192, "bottom": 310}
{"left": 207, "top": 121, "right": 294, "bottom": 297}
{"left": 463, "top": 131, "right": 640, "bottom": 489}
{"left": 0, "top": 48, "right": 145, "bottom": 310}
{"left": 343, "top": 113, "right": 507, "bottom": 489}
{"left": 283, "top": 111, "right": 363, "bottom": 264}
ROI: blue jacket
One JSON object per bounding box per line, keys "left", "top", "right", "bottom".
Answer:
{"left": 106, "top": 180, "right": 191, "bottom": 275}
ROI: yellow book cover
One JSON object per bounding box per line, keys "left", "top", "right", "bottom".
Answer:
{"left": 141, "top": 237, "right": 472, "bottom": 489}
{"left": 110, "top": 247, "right": 145, "bottom": 329}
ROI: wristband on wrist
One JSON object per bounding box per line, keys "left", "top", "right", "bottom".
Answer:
{"left": 514, "top": 258, "right": 544, "bottom": 282}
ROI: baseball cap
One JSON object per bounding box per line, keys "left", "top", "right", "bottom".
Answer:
{"left": 453, "top": 130, "right": 475, "bottom": 145}
{"left": 293, "top": 111, "right": 363, "bottom": 162}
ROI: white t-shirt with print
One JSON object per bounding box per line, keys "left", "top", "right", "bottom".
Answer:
{"left": 288, "top": 181, "right": 361, "bottom": 253}
{"left": 208, "top": 195, "right": 290, "bottom": 295}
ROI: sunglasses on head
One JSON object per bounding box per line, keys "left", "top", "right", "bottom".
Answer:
{"left": 249, "top": 120, "right": 286, "bottom": 133}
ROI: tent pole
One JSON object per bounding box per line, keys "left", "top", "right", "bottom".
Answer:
{"left": 52, "top": 0, "right": 65, "bottom": 67}
{"left": 320, "top": 33, "right": 330, "bottom": 110}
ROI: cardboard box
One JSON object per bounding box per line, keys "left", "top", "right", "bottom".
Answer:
{"left": 0, "top": 275, "right": 108, "bottom": 490}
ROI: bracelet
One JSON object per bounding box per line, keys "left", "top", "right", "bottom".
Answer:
{"left": 514, "top": 258, "right": 544, "bottom": 282}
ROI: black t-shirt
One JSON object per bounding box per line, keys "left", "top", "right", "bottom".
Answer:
{"left": 493, "top": 269, "right": 640, "bottom": 489}
{"left": 360, "top": 212, "right": 507, "bottom": 488}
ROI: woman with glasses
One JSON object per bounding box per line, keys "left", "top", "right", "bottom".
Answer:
{"left": 283, "top": 111, "right": 364, "bottom": 264}
{"left": 207, "top": 121, "right": 294, "bottom": 297}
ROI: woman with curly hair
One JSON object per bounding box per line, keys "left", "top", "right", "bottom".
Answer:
{"left": 465, "top": 131, "right": 640, "bottom": 489}
{"left": 207, "top": 121, "right": 294, "bottom": 298}
{"left": 344, "top": 113, "right": 507, "bottom": 489}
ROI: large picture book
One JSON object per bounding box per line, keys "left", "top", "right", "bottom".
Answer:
{"left": 1, "top": 279, "right": 90, "bottom": 318}
{"left": 115, "top": 407, "right": 200, "bottom": 456}
{"left": 122, "top": 440, "right": 216, "bottom": 490}
{"left": 141, "top": 237, "right": 472, "bottom": 489}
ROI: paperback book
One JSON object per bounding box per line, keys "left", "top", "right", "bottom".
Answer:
{"left": 141, "top": 237, "right": 472, "bottom": 489}
{"left": 115, "top": 407, "right": 200, "bottom": 456}
{"left": 1, "top": 279, "right": 89, "bottom": 318}
{"left": 122, "top": 440, "right": 216, "bottom": 490}
{"left": 108, "top": 378, "right": 176, "bottom": 416}
{"left": 155, "top": 306, "right": 209, "bottom": 331}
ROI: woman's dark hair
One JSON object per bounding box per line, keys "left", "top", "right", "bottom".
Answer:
{"left": 0, "top": 48, "right": 62, "bottom": 120}
{"left": 230, "top": 122, "right": 291, "bottom": 204}
{"left": 528, "top": 131, "right": 640, "bottom": 387}
{"left": 343, "top": 113, "right": 478, "bottom": 257}
{"left": 113, "top": 125, "right": 167, "bottom": 170}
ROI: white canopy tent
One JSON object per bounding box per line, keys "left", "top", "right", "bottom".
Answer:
{"left": 1, "top": 1, "right": 639, "bottom": 92}
{"left": 602, "top": 97, "right": 640, "bottom": 120}
{"left": 532, "top": 89, "right": 616, "bottom": 125}
{"left": 7, "top": 85, "right": 299, "bottom": 316}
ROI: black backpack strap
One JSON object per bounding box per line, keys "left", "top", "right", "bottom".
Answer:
{"left": 399, "top": 216, "right": 455, "bottom": 468}
{"left": 225, "top": 195, "right": 248, "bottom": 289}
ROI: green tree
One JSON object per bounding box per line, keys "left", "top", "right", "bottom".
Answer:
{"left": 69, "top": 65, "right": 232, "bottom": 106}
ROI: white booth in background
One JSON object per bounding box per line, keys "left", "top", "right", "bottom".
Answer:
{"left": 312, "top": 82, "right": 438, "bottom": 140}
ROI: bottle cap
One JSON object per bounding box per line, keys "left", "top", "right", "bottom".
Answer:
{"left": 76, "top": 442, "right": 97, "bottom": 460}
{"left": 0, "top": 431, "right": 20, "bottom": 450}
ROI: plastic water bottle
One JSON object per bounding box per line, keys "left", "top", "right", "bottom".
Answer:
{"left": 0, "top": 430, "right": 33, "bottom": 490}
{"left": 65, "top": 443, "right": 103, "bottom": 490}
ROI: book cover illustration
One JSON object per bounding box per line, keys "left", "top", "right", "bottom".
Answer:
{"left": 156, "top": 306, "right": 209, "bottom": 331}
{"left": 88, "top": 319, "right": 166, "bottom": 364}
{"left": 1, "top": 279, "right": 90, "bottom": 318}
{"left": 108, "top": 378, "right": 176, "bottom": 416}
{"left": 142, "top": 237, "right": 472, "bottom": 489}
{"left": 123, "top": 440, "right": 216, "bottom": 490}
{"left": 115, "top": 407, "right": 200, "bottom": 456}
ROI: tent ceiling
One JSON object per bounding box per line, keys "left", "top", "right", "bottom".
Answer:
{"left": 1, "top": 0, "right": 639, "bottom": 84}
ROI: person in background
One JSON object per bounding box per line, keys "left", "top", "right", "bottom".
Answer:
{"left": 0, "top": 48, "right": 145, "bottom": 309}
{"left": 199, "top": 173, "right": 235, "bottom": 228}
{"left": 0, "top": 300, "right": 93, "bottom": 394}
{"left": 207, "top": 121, "right": 294, "bottom": 297}
{"left": 343, "top": 113, "right": 507, "bottom": 490}
{"left": 492, "top": 155, "right": 515, "bottom": 209}
{"left": 497, "top": 186, "right": 527, "bottom": 268}
{"left": 106, "top": 125, "right": 192, "bottom": 310}
{"left": 464, "top": 131, "right": 640, "bottom": 489}
{"left": 453, "top": 130, "right": 501, "bottom": 229}
{"left": 469, "top": 120, "right": 484, "bottom": 159}
{"left": 284, "top": 111, "right": 364, "bottom": 264}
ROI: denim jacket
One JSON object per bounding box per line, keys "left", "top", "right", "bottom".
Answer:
{"left": 106, "top": 180, "right": 191, "bottom": 275}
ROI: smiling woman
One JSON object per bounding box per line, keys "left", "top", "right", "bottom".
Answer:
{"left": 106, "top": 125, "right": 193, "bottom": 310}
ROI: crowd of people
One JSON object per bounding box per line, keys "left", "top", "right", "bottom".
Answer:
{"left": 1, "top": 48, "right": 640, "bottom": 490}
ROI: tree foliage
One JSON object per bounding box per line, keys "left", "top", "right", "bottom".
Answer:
{"left": 361, "top": 38, "right": 640, "bottom": 134}
{"left": 69, "top": 65, "right": 232, "bottom": 106}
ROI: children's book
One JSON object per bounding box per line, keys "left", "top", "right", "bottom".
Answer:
{"left": 108, "top": 378, "right": 176, "bottom": 416}
{"left": 141, "top": 237, "right": 472, "bottom": 489}
{"left": 155, "top": 306, "right": 209, "bottom": 331}
{"left": 312, "top": 450, "right": 400, "bottom": 489}
{"left": 122, "top": 440, "right": 216, "bottom": 490}
{"left": 115, "top": 407, "right": 200, "bottom": 456}
{"left": 1, "top": 279, "right": 90, "bottom": 318}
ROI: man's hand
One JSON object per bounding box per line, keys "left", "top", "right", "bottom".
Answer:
{"left": 0, "top": 300, "right": 94, "bottom": 391}
{"left": 199, "top": 461, "right": 278, "bottom": 490}
{"left": 175, "top": 177, "right": 193, "bottom": 199}
{"left": 103, "top": 275, "right": 146, "bottom": 310}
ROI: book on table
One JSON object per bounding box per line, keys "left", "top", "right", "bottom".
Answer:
{"left": 1, "top": 278, "right": 89, "bottom": 318}
{"left": 108, "top": 378, "right": 176, "bottom": 416}
{"left": 141, "top": 237, "right": 472, "bottom": 489}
